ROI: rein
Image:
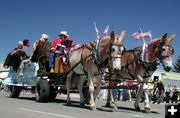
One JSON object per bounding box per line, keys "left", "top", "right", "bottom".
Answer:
{"left": 66, "top": 53, "right": 92, "bottom": 75}
{"left": 66, "top": 40, "right": 105, "bottom": 75}
{"left": 119, "top": 48, "right": 159, "bottom": 80}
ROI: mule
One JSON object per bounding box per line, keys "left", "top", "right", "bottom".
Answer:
{"left": 66, "top": 31, "right": 126, "bottom": 110}
{"left": 106, "top": 33, "right": 175, "bottom": 112}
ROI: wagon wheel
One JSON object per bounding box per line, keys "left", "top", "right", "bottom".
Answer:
{"left": 35, "top": 78, "right": 49, "bottom": 102}
{"left": 49, "top": 86, "right": 58, "bottom": 100}
{"left": 9, "top": 85, "right": 21, "bottom": 98}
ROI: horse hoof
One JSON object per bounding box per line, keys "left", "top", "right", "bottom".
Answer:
{"left": 113, "top": 106, "right": 118, "bottom": 112}
{"left": 90, "top": 106, "right": 97, "bottom": 111}
{"left": 66, "top": 102, "right": 71, "bottom": 106}
{"left": 135, "top": 106, "right": 141, "bottom": 112}
{"left": 144, "top": 107, "right": 150, "bottom": 113}
{"left": 106, "top": 102, "right": 110, "bottom": 107}
{"left": 80, "top": 103, "right": 85, "bottom": 107}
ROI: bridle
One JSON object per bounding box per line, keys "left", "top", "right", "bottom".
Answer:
{"left": 156, "top": 44, "right": 174, "bottom": 61}
{"left": 109, "top": 43, "right": 126, "bottom": 59}
{"left": 92, "top": 37, "right": 125, "bottom": 68}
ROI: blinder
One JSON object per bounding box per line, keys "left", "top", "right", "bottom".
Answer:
{"left": 111, "top": 43, "right": 126, "bottom": 57}
{"left": 157, "top": 44, "right": 174, "bottom": 59}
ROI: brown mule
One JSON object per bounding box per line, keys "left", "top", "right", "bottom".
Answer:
{"left": 66, "top": 31, "right": 126, "bottom": 110}
{"left": 106, "top": 33, "right": 175, "bottom": 112}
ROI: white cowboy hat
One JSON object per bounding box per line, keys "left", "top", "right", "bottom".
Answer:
{"left": 58, "top": 31, "right": 69, "bottom": 37}
{"left": 41, "top": 34, "right": 49, "bottom": 39}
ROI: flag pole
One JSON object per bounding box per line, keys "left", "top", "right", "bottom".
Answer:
{"left": 139, "top": 28, "right": 146, "bottom": 62}
{"left": 149, "top": 30, "right": 153, "bottom": 42}
{"left": 139, "top": 28, "right": 145, "bottom": 43}
{"left": 94, "top": 22, "right": 100, "bottom": 40}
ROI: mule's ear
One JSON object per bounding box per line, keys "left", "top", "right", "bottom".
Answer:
{"left": 119, "top": 30, "right": 126, "bottom": 43}
{"left": 162, "top": 32, "right": 168, "bottom": 39}
{"left": 110, "top": 31, "right": 115, "bottom": 40}
{"left": 161, "top": 32, "right": 168, "bottom": 44}
{"left": 166, "top": 34, "right": 175, "bottom": 44}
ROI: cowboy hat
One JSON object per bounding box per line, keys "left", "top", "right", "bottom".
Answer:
{"left": 58, "top": 31, "right": 69, "bottom": 37}
{"left": 41, "top": 34, "right": 49, "bottom": 39}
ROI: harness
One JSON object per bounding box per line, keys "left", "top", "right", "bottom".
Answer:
{"left": 120, "top": 48, "right": 159, "bottom": 80}
{"left": 65, "top": 44, "right": 92, "bottom": 75}
{"left": 65, "top": 42, "right": 105, "bottom": 75}
{"left": 137, "top": 55, "right": 159, "bottom": 78}
{"left": 66, "top": 37, "right": 120, "bottom": 76}
{"left": 156, "top": 44, "right": 174, "bottom": 59}
{"left": 91, "top": 42, "right": 108, "bottom": 74}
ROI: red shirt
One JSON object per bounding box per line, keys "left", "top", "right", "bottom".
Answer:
{"left": 51, "top": 38, "right": 65, "bottom": 53}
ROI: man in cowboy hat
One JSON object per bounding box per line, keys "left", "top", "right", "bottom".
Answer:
{"left": 49, "top": 31, "right": 71, "bottom": 73}
{"left": 33, "top": 33, "right": 49, "bottom": 52}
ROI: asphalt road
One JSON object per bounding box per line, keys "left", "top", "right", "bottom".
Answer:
{"left": 0, "top": 91, "right": 165, "bottom": 118}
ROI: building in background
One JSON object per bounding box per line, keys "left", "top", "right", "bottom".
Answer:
{"left": 151, "top": 70, "right": 180, "bottom": 89}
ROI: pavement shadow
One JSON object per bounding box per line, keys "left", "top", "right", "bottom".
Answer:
{"left": 117, "top": 106, "right": 160, "bottom": 114}
{"left": 49, "top": 99, "right": 79, "bottom": 104}
{"left": 6, "top": 96, "right": 35, "bottom": 101}
{"left": 44, "top": 98, "right": 90, "bottom": 111}
{"left": 96, "top": 105, "right": 160, "bottom": 114}
{"left": 63, "top": 103, "right": 90, "bottom": 110}
{"left": 18, "top": 97, "right": 35, "bottom": 101}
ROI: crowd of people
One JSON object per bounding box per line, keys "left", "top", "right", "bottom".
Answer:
{"left": 5, "top": 31, "right": 73, "bottom": 77}
{"left": 97, "top": 78, "right": 180, "bottom": 104}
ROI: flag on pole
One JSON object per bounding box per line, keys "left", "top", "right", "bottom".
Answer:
{"left": 132, "top": 31, "right": 152, "bottom": 40}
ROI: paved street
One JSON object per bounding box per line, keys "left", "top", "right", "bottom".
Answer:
{"left": 0, "top": 91, "right": 165, "bottom": 118}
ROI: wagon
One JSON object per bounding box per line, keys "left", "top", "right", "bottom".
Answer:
{"left": 34, "top": 56, "right": 89, "bottom": 102}
{"left": 3, "top": 63, "right": 39, "bottom": 98}
{"left": 2, "top": 55, "right": 89, "bottom": 103}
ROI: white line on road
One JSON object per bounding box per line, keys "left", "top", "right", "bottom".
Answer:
{"left": 133, "top": 114, "right": 144, "bottom": 117}
{"left": 18, "top": 108, "right": 76, "bottom": 118}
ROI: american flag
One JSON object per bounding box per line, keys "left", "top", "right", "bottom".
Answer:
{"left": 132, "top": 31, "right": 152, "bottom": 40}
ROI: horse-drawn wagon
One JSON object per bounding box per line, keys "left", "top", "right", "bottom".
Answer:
{"left": 2, "top": 30, "right": 175, "bottom": 112}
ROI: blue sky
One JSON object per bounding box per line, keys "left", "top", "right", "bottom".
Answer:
{"left": 0, "top": 0, "right": 179, "bottom": 67}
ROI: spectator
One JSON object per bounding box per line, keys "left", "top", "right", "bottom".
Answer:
{"left": 10, "top": 41, "right": 23, "bottom": 56}
{"left": 152, "top": 78, "right": 165, "bottom": 104}
{"left": 172, "top": 85, "right": 179, "bottom": 103}
{"left": 19, "top": 39, "right": 31, "bottom": 77}
{"left": 33, "top": 33, "right": 49, "bottom": 52}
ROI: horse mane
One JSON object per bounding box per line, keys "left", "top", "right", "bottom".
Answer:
{"left": 147, "top": 38, "right": 161, "bottom": 52}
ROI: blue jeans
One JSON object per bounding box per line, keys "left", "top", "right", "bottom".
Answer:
{"left": 49, "top": 53, "right": 55, "bottom": 68}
